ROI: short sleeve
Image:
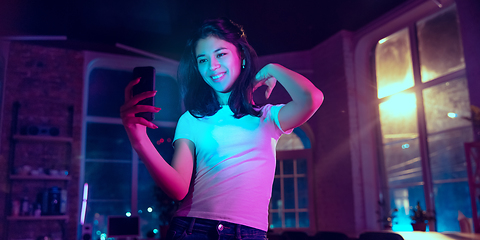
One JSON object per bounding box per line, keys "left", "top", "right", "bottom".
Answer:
{"left": 173, "top": 111, "right": 196, "bottom": 145}
{"left": 262, "top": 104, "right": 293, "bottom": 135}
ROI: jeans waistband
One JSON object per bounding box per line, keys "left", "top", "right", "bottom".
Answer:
{"left": 175, "top": 217, "right": 241, "bottom": 235}
{"left": 171, "top": 216, "right": 266, "bottom": 239}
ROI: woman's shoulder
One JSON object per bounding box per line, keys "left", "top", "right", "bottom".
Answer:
{"left": 256, "top": 103, "right": 285, "bottom": 119}
{"left": 177, "top": 110, "right": 198, "bottom": 124}
{"left": 256, "top": 103, "right": 284, "bottom": 112}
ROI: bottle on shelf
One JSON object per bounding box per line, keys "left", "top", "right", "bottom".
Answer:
{"left": 48, "top": 186, "right": 61, "bottom": 215}
{"left": 34, "top": 203, "right": 42, "bottom": 217}
{"left": 20, "top": 197, "right": 30, "bottom": 216}
{"left": 11, "top": 200, "right": 20, "bottom": 216}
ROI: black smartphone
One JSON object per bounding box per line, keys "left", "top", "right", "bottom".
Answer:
{"left": 132, "top": 66, "right": 155, "bottom": 121}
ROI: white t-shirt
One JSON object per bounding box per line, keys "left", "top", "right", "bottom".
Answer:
{"left": 172, "top": 104, "right": 291, "bottom": 231}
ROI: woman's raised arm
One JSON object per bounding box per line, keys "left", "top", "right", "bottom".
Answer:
{"left": 255, "top": 64, "right": 324, "bottom": 132}
{"left": 120, "top": 78, "right": 194, "bottom": 201}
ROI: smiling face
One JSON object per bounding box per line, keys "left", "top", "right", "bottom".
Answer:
{"left": 195, "top": 35, "right": 242, "bottom": 103}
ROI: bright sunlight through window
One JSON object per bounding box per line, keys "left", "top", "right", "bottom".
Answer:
{"left": 379, "top": 93, "right": 417, "bottom": 117}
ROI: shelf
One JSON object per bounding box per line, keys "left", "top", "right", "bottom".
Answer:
{"left": 7, "top": 215, "right": 69, "bottom": 221}
{"left": 10, "top": 175, "right": 71, "bottom": 181}
{"left": 12, "top": 134, "right": 73, "bottom": 143}
{"left": 6, "top": 102, "right": 75, "bottom": 240}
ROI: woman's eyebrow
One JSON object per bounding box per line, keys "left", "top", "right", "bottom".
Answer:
{"left": 214, "top": 47, "right": 228, "bottom": 53}
{"left": 196, "top": 47, "right": 229, "bottom": 59}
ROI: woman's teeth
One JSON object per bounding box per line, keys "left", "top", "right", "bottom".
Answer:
{"left": 212, "top": 73, "right": 225, "bottom": 80}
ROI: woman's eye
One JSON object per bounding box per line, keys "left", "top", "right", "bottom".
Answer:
{"left": 217, "top": 53, "right": 226, "bottom": 58}
{"left": 198, "top": 59, "right": 207, "bottom": 64}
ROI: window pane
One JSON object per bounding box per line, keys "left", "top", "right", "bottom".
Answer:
{"left": 379, "top": 93, "right": 418, "bottom": 144}
{"left": 88, "top": 68, "right": 182, "bottom": 121}
{"left": 375, "top": 28, "right": 414, "bottom": 98}
{"left": 423, "top": 78, "right": 471, "bottom": 134}
{"left": 86, "top": 123, "right": 131, "bottom": 160}
{"left": 138, "top": 164, "right": 156, "bottom": 203}
{"left": 379, "top": 93, "right": 423, "bottom": 187}
{"left": 153, "top": 75, "right": 182, "bottom": 122}
{"left": 434, "top": 182, "right": 472, "bottom": 232}
{"left": 270, "top": 212, "right": 282, "bottom": 229}
{"left": 138, "top": 163, "right": 161, "bottom": 235}
{"left": 88, "top": 68, "right": 131, "bottom": 118}
{"left": 283, "top": 159, "right": 294, "bottom": 175}
{"left": 297, "top": 159, "right": 307, "bottom": 174}
{"left": 299, "top": 212, "right": 309, "bottom": 228}
{"left": 285, "top": 212, "right": 296, "bottom": 228}
{"left": 428, "top": 129, "right": 471, "bottom": 181}
{"left": 271, "top": 178, "right": 281, "bottom": 209}
{"left": 417, "top": 5, "right": 465, "bottom": 83}
{"left": 145, "top": 127, "right": 176, "bottom": 164}
{"left": 423, "top": 78, "right": 472, "bottom": 181}
{"left": 284, "top": 178, "right": 295, "bottom": 209}
{"left": 85, "top": 162, "right": 131, "bottom": 199}
{"left": 384, "top": 139, "right": 422, "bottom": 187}
{"left": 297, "top": 177, "right": 308, "bottom": 209}
{"left": 390, "top": 186, "right": 426, "bottom": 231}
{"left": 275, "top": 160, "right": 280, "bottom": 176}
{"left": 423, "top": 78, "right": 473, "bottom": 232}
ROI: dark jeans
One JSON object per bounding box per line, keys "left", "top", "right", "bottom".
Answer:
{"left": 166, "top": 217, "right": 267, "bottom": 240}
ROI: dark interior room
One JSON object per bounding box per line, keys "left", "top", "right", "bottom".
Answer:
{"left": 1, "top": 0, "right": 480, "bottom": 239}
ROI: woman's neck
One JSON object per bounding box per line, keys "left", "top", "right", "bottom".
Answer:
{"left": 217, "top": 91, "right": 231, "bottom": 105}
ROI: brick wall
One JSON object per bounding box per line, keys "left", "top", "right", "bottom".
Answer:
{"left": 310, "top": 31, "right": 356, "bottom": 235}
{"left": 0, "top": 42, "right": 83, "bottom": 240}
{"left": 257, "top": 31, "right": 357, "bottom": 235}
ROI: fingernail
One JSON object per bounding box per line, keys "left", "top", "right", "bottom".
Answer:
{"left": 155, "top": 107, "right": 162, "bottom": 111}
{"left": 154, "top": 125, "right": 158, "bottom": 129}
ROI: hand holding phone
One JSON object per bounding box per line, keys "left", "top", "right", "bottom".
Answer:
{"left": 132, "top": 66, "right": 156, "bottom": 121}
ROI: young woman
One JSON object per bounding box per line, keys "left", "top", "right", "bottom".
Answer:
{"left": 120, "top": 18, "right": 323, "bottom": 240}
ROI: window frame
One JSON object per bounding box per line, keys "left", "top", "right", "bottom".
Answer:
{"left": 373, "top": 3, "right": 468, "bottom": 232}
{"left": 269, "top": 124, "right": 317, "bottom": 235}
{"left": 350, "top": 0, "right": 458, "bottom": 232}
{"left": 80, "top": 51, "right": 179, "bottom": 237}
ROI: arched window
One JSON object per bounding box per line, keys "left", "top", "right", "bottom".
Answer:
{"left": 81, "top": 52, "right": 180, "bottom": 238}
{"left": 270, "top": 124, "right": 315, "bottom": 232}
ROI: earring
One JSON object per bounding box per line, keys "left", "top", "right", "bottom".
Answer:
{"left": 242, "top": 59, "right": 245, "bottom": 69}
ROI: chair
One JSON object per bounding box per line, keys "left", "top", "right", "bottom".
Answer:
{"left": 280, "top": 231, "right": 310, "bottom": 240}
{"left": 359, "top": 232, "right": 404, "bottom": 240}
{"left": 313, "top": 231, "right": 349, "bottom": 240}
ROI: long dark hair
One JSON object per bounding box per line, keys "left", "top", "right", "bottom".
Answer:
{"left": 177, "top": 18, "right": 261, "bottom": 118}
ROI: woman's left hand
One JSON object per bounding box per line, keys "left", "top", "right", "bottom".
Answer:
{"left": 254, "top": 64, "right": 278, "bottom": 99}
